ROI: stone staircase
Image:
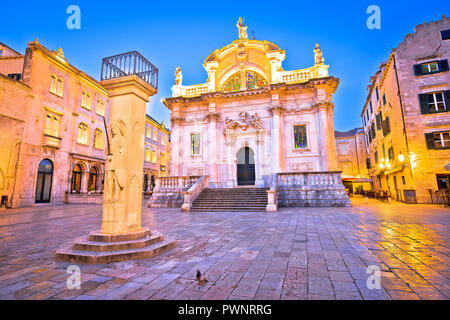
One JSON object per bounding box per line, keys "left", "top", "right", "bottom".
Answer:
{"left": 190, "top": 188, "right": 268, "bottom": 212}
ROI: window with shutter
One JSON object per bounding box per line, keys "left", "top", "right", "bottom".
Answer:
{"left": 438, "top": 60, "right": 449, "bottom": 72}
{"left": 415, "top": 60, "right": 449, "bottom": 76}
{"left": 376, "top": 113, "right": 381, "bottom": 130}
{"left": 425, "top": 133, "right": 435, "bottom": 149}
{"left": 441, "top": 29, "right": 450, "bottom": 40}
{"left": 433, "top": 131, "right": 450, "bottom": 149}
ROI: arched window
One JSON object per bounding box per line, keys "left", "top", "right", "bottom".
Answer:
{"left": 77, "top": 122, "right": 89, "bottom": 145}
{"left": 88, "top": 167, "right": 98, "bottom": 192}
{"left": 35, "top": 159, "right": 54, "bottom": 203}
{"left": 50, "top": 75, "right": 57, "bottom": 94}
{"left": 143, "top": 175, "right": 148, "bottom": 193}
{"left": 86, "top": 94, "right": 91, "bottom": 110}
{"left": 56, "top": 78, "right": 63, "bottom": 97}
{"left": 45, "top": 114, "right": 60, "bottom": 137}
{"left": 145, "top": 147, "right": 151, "bottom": 162}
{"left": 81, "top": 91, "right": 86, "bottom": 107}
{"left": 94, "top": 129, "right": 103, "bottom": 150}
{"left": 222, "top": 72, "right": 241, "bottom": 93}
{"left": 96, "top": 99, "right": 105, "bottom": 116}
{"left": 246, "top": 70, "right": 267, "bottom": 90}
{"left": 152, "top": 150, "right": 157, "bottom": 164}
{"left": 71, "top": 164, "right": 82, "bottom": 194}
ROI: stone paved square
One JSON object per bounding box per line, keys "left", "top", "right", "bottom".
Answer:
{"left": 0, "top": 197, "right": 449, "bottom": 300}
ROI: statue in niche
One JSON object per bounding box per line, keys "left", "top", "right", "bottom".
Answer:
{"left": 314, "top": 44, "right": 324, "bottom": 65}
{"left": 105, "top": 121, "right": 127, "bottom": 202}
{"left": 236, "top": 17, "right": 248, "bottom": 40}
{"left": 175, "top": 67, "right": 182, "bottom": 85}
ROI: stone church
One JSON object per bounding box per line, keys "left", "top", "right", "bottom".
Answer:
{"left": 154, "top": 19, "right": 350, "bottom": 210}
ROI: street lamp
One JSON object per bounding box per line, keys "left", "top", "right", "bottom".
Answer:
{"left": 398, "top": 153, "right": 405, "bottom": 163}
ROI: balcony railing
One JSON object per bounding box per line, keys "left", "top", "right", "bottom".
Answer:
{"left": 101, "top": 51, "right": 158, "bottom": 89}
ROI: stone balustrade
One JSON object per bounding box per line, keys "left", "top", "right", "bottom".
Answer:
{"left": 277, "top": 171, "right": 342, "bottom": 187}
{"left": 155, "top": 176, "right": 201, "bottom": 191}
{"left": 275, "top": 171, "right": 351, "bottom": 208}
{"left": 281, "top": 69, "right": 312, "bottom": 83}
{"left": 181, "top": 176, "right": 210, "bottom": 212}
{"left": 149, "top": 176, "right": 202, "bottom": 208}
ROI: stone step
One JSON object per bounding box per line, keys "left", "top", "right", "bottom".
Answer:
{"left": 191, "top": 208, "right": 267, "bottom": 212}
{"left": 55, "top": 237, "right": 177, "bottom": 264}
{"left": 72, "top": 231, "right": 165, "bottom": 252}
{"left": 191, "top": 188, "right": 269, "bottom": 213}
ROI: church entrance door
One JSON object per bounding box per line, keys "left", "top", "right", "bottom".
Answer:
{"left": 237, "top": 147, "right": 255, "bottom": 186}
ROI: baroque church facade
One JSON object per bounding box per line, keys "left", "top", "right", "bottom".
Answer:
{"left": 163, "top": 19, "right": 339, "bottom": 189}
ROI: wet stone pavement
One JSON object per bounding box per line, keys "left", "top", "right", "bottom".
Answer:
{"left": 0, "top": 197, "right": 449, "bottom": 300}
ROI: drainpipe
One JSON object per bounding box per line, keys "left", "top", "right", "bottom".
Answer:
{"left": 392, "top": 54, "right": 413, "bottom": 180}
{"left": 8, "top": 140, "right": 23, "bottom": 208}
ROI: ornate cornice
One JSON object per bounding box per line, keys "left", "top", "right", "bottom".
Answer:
{"left": 163, "top": 77, "right": 339, "bottom": 105}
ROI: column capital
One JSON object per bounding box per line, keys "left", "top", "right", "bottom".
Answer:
{"left": 313, "top": 101, "right": 334, "bottom": 111}
{"left": 171, "top": 116, "right": 185, "bottom": 125}
{"left": 269, "top": 104, "right": 285, "bottom": 115}
{"left": 205, "top": 112, "right": 220, "bottom": 122}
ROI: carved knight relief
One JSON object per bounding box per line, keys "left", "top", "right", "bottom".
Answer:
{"left": 105, "top": 120, "right": 127, "bottom": 203}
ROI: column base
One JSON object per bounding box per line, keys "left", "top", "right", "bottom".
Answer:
{"left": 55, "top": 227, "right": 176, "bottom": 264}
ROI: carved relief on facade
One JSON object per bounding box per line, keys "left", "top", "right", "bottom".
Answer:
{"left": 289, "top": 162, "right": 314, "bottom": 172}
{"left": 186, "top": 167, "right": 204, "bottom": 176}
{"left": 225, "top": 112, "right": 263, "bottom": 133}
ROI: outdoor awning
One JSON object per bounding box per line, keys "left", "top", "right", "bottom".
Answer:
{"left": 385, "top": 164, "right": 407, "bottom": 175}
{"left": 425, "top": 163, "right": 450, "bottom": 174}
{"left": 352, "top": 178, "right": 373, "bottom": 183}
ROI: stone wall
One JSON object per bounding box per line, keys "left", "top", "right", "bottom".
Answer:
{"left": 276, "top": 172, "right": 352, "bottom": 207}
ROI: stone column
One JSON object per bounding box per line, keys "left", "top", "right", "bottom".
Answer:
{"left": 317, "top": 102, "right": 337, "bottom": 171}
{"left": 100, "top": 75, "right": 157, "bottom": 235}
{"left": 208, "top": 104, "right": 219, "bottom": 187}
{"left": 170, "top": 115, "right": 182, "bottom": 176}
{"left": 270, "top": 98, "right": 285, "bottom": 174}
{"left": 226, "top": 134, "right": 235, "bottom": 187}
{"left": 255, "top": 133, "right": 265, "bottom": 187}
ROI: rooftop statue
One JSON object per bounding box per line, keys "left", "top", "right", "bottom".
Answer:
{"left": 236, "top": 17, "right": 248, "bottom": 40}
{"left": 314, "top": 43, "right": 324, "bottom": 65}
{"left": 175, "top": 67, "right": 182, "bottom": 85}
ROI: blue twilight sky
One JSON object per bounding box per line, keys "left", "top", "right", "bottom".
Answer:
{"left": 1, "top": 1, "right": 449, "bottom": 131}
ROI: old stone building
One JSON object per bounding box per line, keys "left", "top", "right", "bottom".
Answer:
{"left": 361, "top": 15, "right": 450, "bottom": 203}
{"left": 143, "top": 115, "right": 170, "bottom": 193}
{"left": 151, "top": 19, "right": 350, "bottom": 210}
{"left": 335, "top": 128, "right": 371, "bottom": 193}
{"left": 0, "top": 40, "right": 169, "bottom": 208}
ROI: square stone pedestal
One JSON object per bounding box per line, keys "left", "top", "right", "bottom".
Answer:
{"left": 55, "top": 228, "right": 176, "bottom": 264}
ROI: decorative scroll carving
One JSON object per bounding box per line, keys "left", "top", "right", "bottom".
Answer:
{"left": 225, "top": 112, "right": 263, "bottom": 132}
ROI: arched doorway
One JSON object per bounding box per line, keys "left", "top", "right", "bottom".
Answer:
{"left": 237, "top": 147, "right": 255, "bottom": 186}
{"left": 71, "top": 164, "right": 82, "bottom": 194}
{"left": 143, "top": 174, "right": 148, "bottom": 193}
{"left": 88, "top": 167, "right": 98, "bottom": 193}
{"left": 150, "top": 175, "right": 156, "bottom": 191}
{"left": 35, "top": 159, "right": 53, "bottom": 203}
